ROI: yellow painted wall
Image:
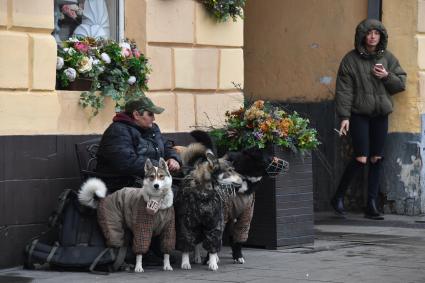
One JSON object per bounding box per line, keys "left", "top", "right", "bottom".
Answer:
{"left": 244, "top": 0, "right": 368, "bottom": 102}
{"left": 245, "top": 0, "right": 422, "bottom": 134}
{"left": 383, "top": 0, "right": 421, "bottom": 133}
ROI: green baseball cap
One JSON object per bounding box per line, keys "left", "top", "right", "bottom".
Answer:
{"left": 125, "top": 96, "right": 165, "bottom": 114}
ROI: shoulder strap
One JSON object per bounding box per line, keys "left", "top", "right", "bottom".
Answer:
{"left": 24, "top": 239, "right": 39, "bottom": 269}
{"left": 89, "top": 248, "right": 113, "bottom": 275}
{"left": 48, "top": 189, "right": 74, "bottom": 228}
{"left": 112, "top": 246, "right": 128, "bottom": 271}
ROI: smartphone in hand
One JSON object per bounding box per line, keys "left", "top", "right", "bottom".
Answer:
{"left": 374, "top": 63, "right": 384, "bottom": 70}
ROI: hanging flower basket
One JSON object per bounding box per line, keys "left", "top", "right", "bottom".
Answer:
{"left": 199, "top": 0, "right": 246, "bottom": 22}
{"left": 56, "top": 36, "right": 151, "bottom": 116}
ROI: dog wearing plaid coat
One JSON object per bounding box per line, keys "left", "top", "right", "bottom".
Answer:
{"left": 78, "top": 158, "right": 175, "bottom": 273}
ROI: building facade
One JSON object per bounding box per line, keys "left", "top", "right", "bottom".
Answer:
{"left": 1, "top": 0, "right": 425, "bottom": 268}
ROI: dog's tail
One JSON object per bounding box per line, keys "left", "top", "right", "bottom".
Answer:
{"left": 181, "top": 143, "right": 208, "bottom": 167}
{"left": 78, "top": 178, "right": 107, "bottom": 209}
{"left": 190, "top": 130, "right": 214, "bottom": 151}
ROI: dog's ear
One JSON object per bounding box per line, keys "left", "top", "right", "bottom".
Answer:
{"left": 206, "top": 150, "right": 219, "bottom": 170}
{"left": 144, "top": 158, "right": 154, "bottom": 172}
{"left": 158, "top": 158, "right": 169, "bottom": 172}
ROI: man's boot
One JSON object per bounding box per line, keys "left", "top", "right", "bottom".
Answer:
{"left": 364, "top": 199, "right": 384, "bottom": 220}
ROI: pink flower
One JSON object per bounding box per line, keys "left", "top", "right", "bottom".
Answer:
{"left": 74, "top": 42, "right": 89, "bottom": 53}
{"left": 121, "top": 48, "right": 132, "bottom": 58}
{"left": 132, "top": 49, "right": 141, "bottom": 58}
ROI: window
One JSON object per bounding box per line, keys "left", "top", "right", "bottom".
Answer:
{"left": 53, "top": 0, "right": 124, "bottom": 43}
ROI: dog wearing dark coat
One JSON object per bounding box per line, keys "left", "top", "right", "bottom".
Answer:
{"left": 174, "top": 141, "right": 243, "bottom": 271}
{"left": 190, "top": 131, "right": 274, "bottom": 264}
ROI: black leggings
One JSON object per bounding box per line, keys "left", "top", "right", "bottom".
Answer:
{"left": 350, "top": 114, "right": 388, "bottom": 158}
{"left": 335, "top": 114, "right": 388, "bottom": 201}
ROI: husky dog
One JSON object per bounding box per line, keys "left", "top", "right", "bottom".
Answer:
{"left": 78, "top": 158, "right": 175, "bottom": 273}
{"left": 174, "top": 141, "right": 243, "bottom": 271}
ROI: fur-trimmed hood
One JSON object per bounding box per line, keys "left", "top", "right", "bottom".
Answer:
{"left": 354, "top": 19, "right": 388, "bottom": 59}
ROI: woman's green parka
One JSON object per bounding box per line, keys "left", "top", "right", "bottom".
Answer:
{"left": 335, "top": 19, "right": 407, "bottom": 119}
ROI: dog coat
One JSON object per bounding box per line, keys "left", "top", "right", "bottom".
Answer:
{"left": 223, "top": 194, "right": 255, "bottom": 243}
{"left": 97, "top": 187, "right": 175, "bottom": 255}
{"left": 175, "top": 182, "right": 224, "bottom": 254}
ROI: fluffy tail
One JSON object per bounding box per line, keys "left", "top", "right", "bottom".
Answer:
{"left": 78, "top": 178, "right": 107, "bottom": 209}
{"left": 190, "top": 130, "right": 214, "bottom": 151}
{"left": 181, "top": 143, "right": 208, "bottom": 167}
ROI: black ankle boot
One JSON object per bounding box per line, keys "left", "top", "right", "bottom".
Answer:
{"left": 331, "top": 196, "right": 346, "bottom": 216}
{"left": 365, "top": 199, "right": 384, "bottom": 220}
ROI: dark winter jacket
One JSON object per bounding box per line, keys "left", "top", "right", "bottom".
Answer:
{"left": 335, "top": 19, "right": 407, "bottom": 119}
{"left": 96, "top": 113, "right": 181, "bottom": 183}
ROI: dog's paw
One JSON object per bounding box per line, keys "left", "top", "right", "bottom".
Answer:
{"left": 163, "top": 263, "right": 173, "bottom": 271}
{"left": 181, "top": 262, "right": 192, "bottom": 270}
{"left": 134, "top": 255, "right": 144, "bottom": 272}
{"left": 134, "top": 264, "right": 144, "bottom": 273}
{"left": 181, "top": 253, "right": 191, "bottom": 270}
{"left": 208, "top": 253, "right": 219, "bottom": 271}
{"left": 208, "top": 261, "right": 218, "bottom": 271}
{"left": 205, "top": 255, "right": 220, "bottom": 264}
{"left": 233, "top": 257, "right": 245, "bottom": 264}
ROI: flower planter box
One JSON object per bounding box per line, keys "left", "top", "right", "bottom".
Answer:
{"left": 57, "top": 78, "right": 93, "bottom": 91}
{"left": 68, "top": 78, "right": 93, "bottom": 91}
{"left": 245, "top": 145, "right": 314, "bottom": 249}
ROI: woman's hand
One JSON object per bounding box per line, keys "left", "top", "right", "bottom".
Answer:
{"left": 166, "top": 158, "right": 180, "bottom": 172}
{"left": 339, "top": 119, "right": 350, "bottom": 136}
{"left": 373, "top": 65, "right": 389, "bottom": 79}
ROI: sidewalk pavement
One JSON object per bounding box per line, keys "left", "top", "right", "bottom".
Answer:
{"left": 1, "top": 212, "right": 425, "bottom": 283}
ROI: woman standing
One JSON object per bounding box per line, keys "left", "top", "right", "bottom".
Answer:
{"left": 332, "top": 19, "right": 406, "bottom": 220}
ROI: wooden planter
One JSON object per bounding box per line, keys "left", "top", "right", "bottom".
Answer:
{"left": 57, "top": 78, "right": 93, "bottom": 91}
{"left": 245, "top": 145, "right": 314, "bottom": 249}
